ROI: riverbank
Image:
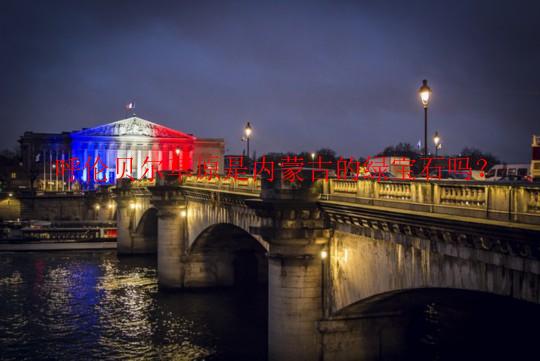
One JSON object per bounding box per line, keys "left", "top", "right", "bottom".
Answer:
{"left": 0, "top": 241, "right": 117, "bottom": 251}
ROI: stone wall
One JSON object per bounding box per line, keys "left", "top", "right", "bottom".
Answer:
{"left": 0, "top": 197, "right": 21, "bottom": 221}
{"left": 319, "top": 313, "right": 407, "bottom": 361}
{"left": 19, "top": 194, "right": 90, "bottom": 221}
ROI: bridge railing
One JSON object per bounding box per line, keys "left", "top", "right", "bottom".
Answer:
{"left": 322, "top": 178, "right": 540, "bottom": 225}
{"left": 180, "top": 175, "right": 261, "bottom": 194}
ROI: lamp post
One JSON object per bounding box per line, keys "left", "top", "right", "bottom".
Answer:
{"left": 244, "top": 122, "right": 252, "bottom": 162}
{"left": 311, "top": 152, "right": 316, "bottom": 161}
{"left": 418, "top": 79, "right": 432, "bottom": 159}
{"left": 433, "top": 131, "right": 441, "bottom": 157}
{"left": 320, "top": 248, "right": 328, "bottom": 317}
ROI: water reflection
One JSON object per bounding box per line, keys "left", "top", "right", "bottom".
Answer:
{"left": 0, "top": 251, "right": 267, "bottom": 361}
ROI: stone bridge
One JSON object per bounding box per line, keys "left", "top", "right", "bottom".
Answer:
{"left": 92, "top": 174, "right": 540, "bottom": 361}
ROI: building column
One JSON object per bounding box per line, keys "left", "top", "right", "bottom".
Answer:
{"left": 182, "top": 145, "right": 192, "bottom": 171}
{"left": 49, "top": 148, "right": 52, "bottom": 191}
{"left": 150, "top": 176, "right": 188, "bottom": 288}
{"left": 137, "top": 146, "right": 142, "bottom": 179}
{"left": 83, "top": 144, "right": 88, "bottom": 185}
{"left": 54, "top": 147, "right": 59, "bottom": 191}
{"left": 61, "top": 149, "right": 65, "bottom": 191}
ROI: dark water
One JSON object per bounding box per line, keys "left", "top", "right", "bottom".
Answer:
{"left": 0, "top": 251, "right": 267, "bottom": 361}
{"left": 338, "top": 288, "right": 540, "bottom": 360}
{"left": 404, "top": 290, "right": 540, "bottom": 361}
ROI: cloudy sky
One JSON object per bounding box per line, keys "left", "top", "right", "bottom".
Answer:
{"left": 1, "top": 0, "right": 539, "bottom": 161}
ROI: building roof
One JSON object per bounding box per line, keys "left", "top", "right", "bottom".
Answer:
{"left": 70, "top": 117, "right": 196, "bottom": 140}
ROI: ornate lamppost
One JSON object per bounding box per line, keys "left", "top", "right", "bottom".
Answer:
{"left": 244, "top": 122, "right": 252, "bottom": 162}
{"left": 433, "top": 131, "right": 441, "bottom": 157}
{"left": 418, "top": 79, "right": 432, "bottom": 159}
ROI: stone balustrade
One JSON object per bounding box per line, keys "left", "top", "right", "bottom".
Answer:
{"left": 181, "top": 175, "right": 261, "bottom": 194}
{"left": 143, "top": 174, "right": 540, "bottom": 226}
{"left": 323, "top": 178, "right": 540, "bottom": 225}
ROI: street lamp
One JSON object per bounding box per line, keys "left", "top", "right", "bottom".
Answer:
{"left": 320, "top": 247, "right": 328, "bottom": 316}
{"left": 244, "top": 122, "right": 252, "bottom": 161}
{"left": 433, "top": 131, "right": 441, "bottom": 156}
{"left": 311, "top": 152, "right": 316, "bottom": 161}
{"left": 418, "top": 79, "right": 432, "bottom": 159}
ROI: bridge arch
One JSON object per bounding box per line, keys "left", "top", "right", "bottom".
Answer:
{"left": 135, "top": 207, "right": 158, "bottom": 236}
{"left": 184, "top": 223, "right": 268, "bottom": 287}
{"left": 185, "top": 198, "right": 266, "bottom": 249}
{"left": 320, "top": 287, "right": 540, "bottom": 361}
{"left": 130, "top": 207, "right": 158, "bottom": 254}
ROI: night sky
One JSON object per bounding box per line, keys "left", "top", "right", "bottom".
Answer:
{"left": 1, "top": 0, "right": 539, "bottom": 162}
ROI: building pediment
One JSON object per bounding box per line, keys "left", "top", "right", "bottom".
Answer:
{"left": 71, "top": 117, "right": 196, "bottom": 139}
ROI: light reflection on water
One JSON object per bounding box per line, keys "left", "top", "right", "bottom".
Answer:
{"left": 0, "top": 251, "right": 267, "bottom": 361}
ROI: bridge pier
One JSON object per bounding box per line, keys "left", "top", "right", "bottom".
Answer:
{"left": 157, "top": 204, "right": 187, "bottom": 288}
{"left": 115, "top": 198, "right": 133, "bottom": 254}
{"left": 267, "top": 243, "right": 325, "bottom": 361}
{"left": 113, "top": 180, "right": 155, "bottom": 254}
{"left": 150, "top": 183, "right": 188, "bottom": 288}
{"left": 249, "top": 194, "right": 330, "bottom": 361}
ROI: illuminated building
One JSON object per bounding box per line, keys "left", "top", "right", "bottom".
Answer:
{"left": 532, "top": 135, "right": 540, "bottom": 181}
{"left": 19, "top": 117, "right": 224, "bottom": 191}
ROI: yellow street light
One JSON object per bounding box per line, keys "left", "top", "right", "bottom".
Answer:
{"left": 418, "top": 79, "right": 432, "bottom": 159}
{"left": 433, "top": 131, "right": 440, "bottom": 147}
{"left": 433, "top": 131, "right": 442, "bottom": 157}
{"left": 244, "top": 121, "right": 252, "bottom": 164}
{"left": 419, "top": 79, "right": 431, "bottom": 108}
{"left": 244, "top": 122, "right": 252, "bottom": 138}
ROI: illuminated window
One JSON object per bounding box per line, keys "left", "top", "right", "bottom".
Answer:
{"left": 11, "top": 172, "right": 16, "bottom": 179}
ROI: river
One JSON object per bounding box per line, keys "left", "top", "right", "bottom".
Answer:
{"left": 0, "top": 251, "right": 267, "bottom": 361}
